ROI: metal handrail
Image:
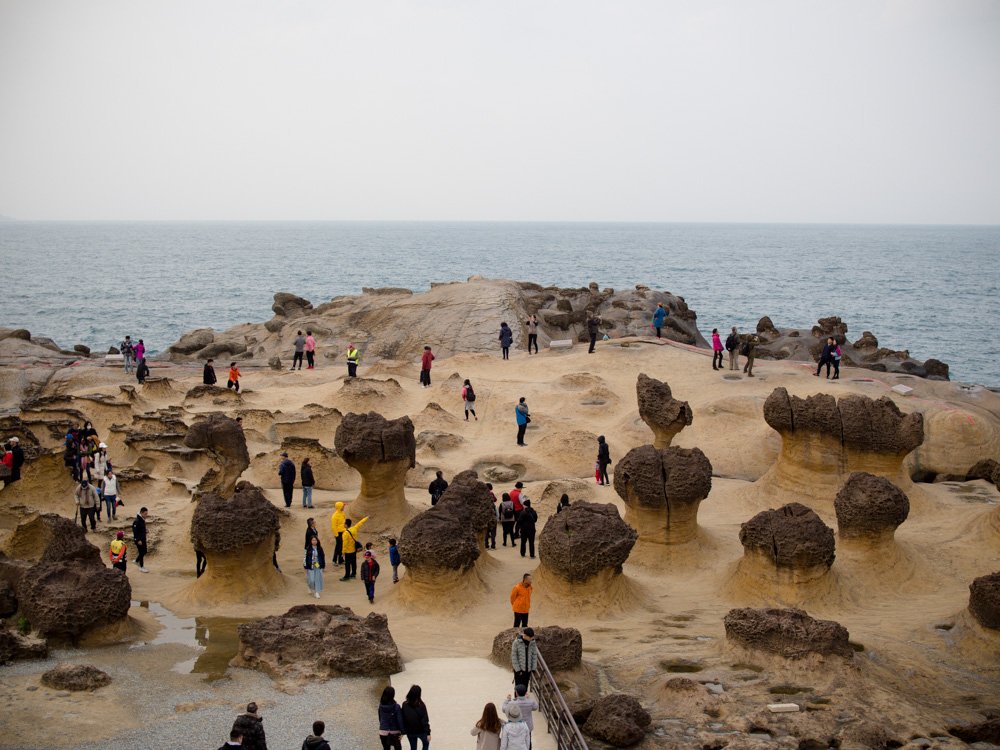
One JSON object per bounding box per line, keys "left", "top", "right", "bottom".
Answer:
{"left": 530, "top": 651, "right": 589, "bottom": 750}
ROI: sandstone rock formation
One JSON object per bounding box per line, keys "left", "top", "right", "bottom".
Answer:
{"left": 183, "top": 413, "right": 251, "bottom": 497}
{"left": 739, "top": 503, "right": 836, "bottom": 582}
{"left": 834, "top": 472, "right": 910, "bottom": 542}
{"left": 538, "top": 502, "right": 637, "bottom": 583}
{"left": 233, "top": 604, "right": 402, "bottom": 679}
{"left": 636, "top": 373, "right": 693, "bottom": 448}
{"left": 41, "top": 663, "right": 112, "bottom": 691}
{"left": 2, "top": 514, "right": 102, "bottom": 566}
{"left": 187, "top": 482, "right": 283, "bottom": 603}
{"left": 0, "top": 628, "right": 48, "bottom": 665}
{"left": 434, "top": 471, "right": 496, "bottom": 548}
{"left": 335, "top": 411, "right": 415, "bottom": 519}
{"left": 581, "top": 693, "right": 652, "bottom": 747}
{"left": 723, "top": 607, "right": 854, "bottom": 659}
{"left": 949, "top": 718, "right": 1000, "bottom": 745}
{"left": 968, "top": 571, "right": 1000, "bottom": 630}
{"left": 17, "top": 562, "right": 131, "bottom": 642}
{"left": 967, "top": 458, "right": 1000, "bottom": 488}
{"left": 613, "top": 445, "right": 713, "bottom": 544}
{"left": 491, "top": 626, "right": 582, "bottom": 672}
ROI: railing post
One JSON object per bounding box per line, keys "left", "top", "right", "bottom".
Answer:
{"left": 530, "top": 651, "right": 589, "bottom": 750}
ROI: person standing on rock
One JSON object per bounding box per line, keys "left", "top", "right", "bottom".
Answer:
{"left": 132, "top": 506, "right": 149, "bottom": 572}
{"left": 75, "top": 479, "right": 99, "bottom": 532}
{"left": 499, "top": 322, "right": 513, "bottom": 360}
{"left": 378, "top": 686, "right": 406, "bottom": 750}
{"left": 120, "top": 335, "right": 135, "bottom": 373}
{"left": 815, "top": 337, "right": 834, "bottom": 379}
{"left": 725, "top": 327, "right": 740, "bottom": 371}
{"left": 472, "top": 703, "right": 504, "bottom": 750}
{"left": 134, "top": 339, "right": 146, "bottom": 363}
{"left": 292, "top": 330, "right": 306, "bottom": 371}
{"left": 711, "top": 328, "right": 724, "bottom": 370}
{"left": 742, "top": 335, "right": 758, "bottom": 377}
{"left": 515, "top": 398, "right": 529, "bottom": 447}
{"left": 331, "top": 501, "right": 347, "bottom": 564}
{"left": 101, "top": 467, "right": 119, "bottom": 521}
{"left": 136, "top": 357, "right": 150, "bottom": 384}
{"left": 304, "top": 534, "right": 326, "bottom": 599}
{"left": 401, "top": 685, "right": 432, "bottom": 750}
{"left": 303, "top": 720, "right": 332, "bottom": 750}
{"left": 499, "top": 703, "right": 530, "bottom": 750}
{"left": 587, "top": 313, "right": 601, "bottom": 353}
{"left": 420, "top": 346, "right": 434, "bottom": 387}
{"left": 526, "top": 314, "right": 539, "bottom": 355}
{"left": 227, "top": 362, "right": 241, "bottom": 392}
{"left": 832, "top": 339, "right": 843, "bottom": 380}
{"left": 462, "top": 379, "right": 478, "bottom": 421}
{"left": 109, "top": 530, "right": 127, "bottom": 573}
{"left": 500, "top": 493, "right": 517, "bottom": 547}
{"left": 515, "top": 500, "right": 538, "bottom": 559}
{"left": 232, "top": 702, "right": 267, "bottom": 750}
{"left": 278, "top": 452, "right": 296, "bottom": 508}
{"left": 361, "top": 549, "right": 380, "bottom": 603}
{"left": 347, "top": 343, "right": 360, "bottom": 377}
{"left": 502, "top": 686, "right": 538, "bottom": 746}
{"left": 305, "top": 330, "right": 317, "bottom": 370}
{"left": 652, "top": 303, "right": 667, "bottom": 339}
{"left": 597, "top": 435, "right": 612, "bottom": 486}
{"left": 510, "top": 573, "right": 532, "bottom": 627}
{"left": 428, "top": 470, "right": 448, "bottom": 506}
{"left": 301, "top": 457, "right": 315, "bottom": 508}
{"left": 340, "top": 516, "right": 370, "bottom": 580}
{"left": 203, "top": 358, "right": 218, "bottom": 385}
{"left": 511, "top": 627, "right": 538, "bottom": 688}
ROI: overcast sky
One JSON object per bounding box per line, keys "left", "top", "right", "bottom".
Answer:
{"left": 1, "top": 1, "right": 998, "bottom": 223}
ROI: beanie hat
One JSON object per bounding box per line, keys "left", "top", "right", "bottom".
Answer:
{"left": 116, "top": 531, "right": 125, "bottom": 539}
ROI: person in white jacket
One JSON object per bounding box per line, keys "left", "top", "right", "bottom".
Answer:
{"left": 101, "top": 468, "right": 119, "bottom": 521}
{"left": 499, "top": 704, "right": 530, "bottom": 750}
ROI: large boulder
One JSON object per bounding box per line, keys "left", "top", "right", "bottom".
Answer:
{"left": 490, "top": 626, "right": 582, "bottom": 672}
{"left": 168, "top": 328, "right": 215, "bottom": 355}
{"left": 41, "top": 663, "right": 112, "bottom": 691}
{"left": 613, "top": 445, "right": 713, "bottom": 544}
{"left": 636, "top": 373, "right": 693, "bottom": 448}
{"left": 581, "top": 693, "right": 651, "bottom": 747}
{"left": 435, "top": 471, "right": 496, "bottom": 542}
{"left": 538, "top": 502, "right": 636, "bottom": 583}
{"left": 0, "top": 628, "right": 48, "bottom": 665}
{"left": 271, "top": 292, "right": 313, "bottom": 318}
{"left": 183, "top": 413, "right": 251, "bottom": 497}
{"left": 723, "top": 607, "right": 854, "bottom": 659}
{"left": 967, "top": 458, "right": 1000, "bottom": 488}
{"left": 834, "top": 472, "right": 909, "bottom": 542}
{"left": 968, "top": 571, "right": 1000, "bottom": 630}
{"left": 2, "top": 514, "right": 102, "bottom": 567}
{"left": 398, "top": 510, "right": 481, "bottom": 582}
{"left": 233, "top": 604, "right": 402, "bottom": 679}
{"left": 739, "top": 503, "right": 835, "bottom": 581}
{"left": 949, "top": 718, "right": 1000, "bottom": 745}
{"left": 335, "top": 412, "right": 416, "bottom": 518}
{"left": 17, "top": 562, "right": 131, "bottom": 642}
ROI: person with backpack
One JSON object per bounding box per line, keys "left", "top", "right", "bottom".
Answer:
{"left": 514, "top": 398, "right": 529, "bottom": 447}
{"left": 378, "top": 686, "right": 406, "bottom": 750}
{"left": 304, "top": 534, "right": 326, "bottom": 599}
{"left": 401, "top": 685, "right": 432, "bottom": 750}
{"left": 305, "top": 330, "right": 317, "bottom": 370}
{"left": 711, "top": 328, "right": 724, "bottom": 370}
{"left": 525, "top": 314, "right": 539, "bottom": 355}
{"left": 292, "top": 330, "right": 306, "bottom": 370}
{"left": 652, "top": 303, "right": 667, "bottom": 338}
{"left": 500, "top": 493, "right": 517, "bottom": 546}
{"left": 300, "top": 457, "right": 315, "bottom": 508}
{"left": 725, "top": 327, "right": 740, "bottom": 371}
{"left": 498, "top": 322, "right": 513, "bottom": 360}
{"left": 515, "top": 500, "right": 538, "bottom": 559}
{"left": 330, "top": 501, "right": 346, "bottom": 564}
{"left": 203, "top": 358, "right": 218, "bottom": 385}
{"left": 303, "top": 720, "right": 332, "bottom": 750}
{"left": 428, "top": 471, "right": 448, "bottom": 506}
{"left": 596, "top": 435, "right": 612, "bottom": 486}
{"left": 742, "top": 334, "right": 758, "bottom": 377}
{"left": 420, "top": 346, "right": 434, "bottom": 387}
{"left": 815, "top": 336, "right": 835, "bottom": 379}
{"left": 120, "top": 335, "right": 135, "bottom": 373}
{"left": 462, "top": 379, "right": 478, "bottom": 421}
{"left": 361, "top": 549, "right": 380, "bottom": 603}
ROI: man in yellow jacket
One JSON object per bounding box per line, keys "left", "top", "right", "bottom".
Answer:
{"left": 331, "top": 501, "right": 347, "bottom": 564}
{"left": 339, "top": 516, "right": 369, "bottom": 581}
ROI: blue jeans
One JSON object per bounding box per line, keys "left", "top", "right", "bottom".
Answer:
{"left": 365, "top": 580, "right": 375, "bottom": 600}
{"left": 124, "top": 355, "right": 134, "bottom": 373}
{"left": 104, "top": 495, "right": 117, "bottom": 519}
{"left": 407, "top": 734, "right": 429, "bottom": 750}
{"left": 302, "top": 486, "right": 313, "bottom": 507}
{"left": 307, "top": 568, "right": 324, "bottom": 593}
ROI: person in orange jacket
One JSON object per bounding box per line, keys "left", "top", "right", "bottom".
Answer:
{"left": 109, "top": 530, "right": 128, "bottom": 573}
{"left": 510, "top": 572, "right": 532, "bottom": 628}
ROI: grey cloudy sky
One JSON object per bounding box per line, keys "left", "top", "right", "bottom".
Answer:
{"left": 1, "top": 1, "right": 998, "bottom": 223}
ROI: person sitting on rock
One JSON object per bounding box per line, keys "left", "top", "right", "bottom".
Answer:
{"left": 109, "top": 530, "right": 127, "bottom": 573}
{"left": 510, "top": 627, "right": 538, "bottom": 688}
{"left": 428, "top": 471, "right": 448, "bottom": 506}
{"left": 232, "top": 702, "right": 267, "bottom": 750}
{"left": 340, "top": 516, "right": 369, "bottom": 580}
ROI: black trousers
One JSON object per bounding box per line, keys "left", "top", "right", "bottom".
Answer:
{"left": 113, "top": 560, "right": 127, "bottom": 573}
{"left": 344, "top": 552, "right": 357, "bottom": 578}
{"left": 292, "top": 351, "right": 304, "bottom": 368}
{"left": 502, "top": 346, "right": 510, "bottom": 360}
{"left": 196, "top": 549, "right": 207, "bottom": 578}
{"left": 334, "top": 535, "right": 343, "bottom": 563}
{"left": 514, "top": 612, "right": 529, "bottom": 628}
{"left": 588, "top": 333, "right": 597, "bottom": 352}
{"left": 281, "top": 482, "right": 294, "bottom": 507}
{"left": 420, "top": 369, "right": 431, "bottom": 386}
{"left": 527, "top": 334, "right": 538, "bottom": 354}
{"left": 135, "top": 540, "right": 147, "bottom": 567}
{"left": 80, "top": 507, "right": 97, "bottom": 531}
{"left": 517, "top": 424, "right": 527, "bottom": 445}
{"left": 306, "top": 351, "right": 315, "bottom": 367}
{"left": 520, "top": 530, "right": 536, "bottom": 558}
{"left": 514, "top": 670, "right": 531, "bottom": 689}
{"left": 655, "top": 326, "right": 662, "bottom": 338}
{"left": 348, "top": 362, "right": 357, "bottom": 377}
{"left": 380, "top": 735, "right": 402, "bottom": 750}
{"left": 501, "top": 521, "right": 516, "bottom": 546}
{"left": 485, "top": 524, "right": 497, "bottom": 548}
{"left": 816, "top": 358, "right": 830, "bottom": 377}
{"left": 227, "top": 379, "right": 240, "bottom": 391}
{"left": 832, "top": 359, "right": 840, "bottom": 378}
{"left": 598, "top": 463, "right": 610, "bottom": 485}
{"left": 713, "top": 350, "right": 723, "bottom": 368}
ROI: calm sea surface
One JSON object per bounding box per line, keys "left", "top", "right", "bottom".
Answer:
{"left": 0, "top": 221, "right": 998, "bottom": 385}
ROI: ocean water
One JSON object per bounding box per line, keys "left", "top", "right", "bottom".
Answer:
{"left": 0, "top": 221, "right": 998, "bottom": 385}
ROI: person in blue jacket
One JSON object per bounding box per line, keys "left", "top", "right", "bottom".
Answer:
{"left": 652, "top": 303, "right": 667, "bottom": 338}
{"left": 389, "top": 538, "right": 401, "bottom": 583}
{"left": 515, "top": 397, "right": 530, "bottom": 446}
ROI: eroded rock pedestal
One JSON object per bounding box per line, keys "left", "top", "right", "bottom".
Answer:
{"left": 335, "top": 411, "right": 416, "bottom": 520}
{"left": 968, "top": 571, "right": 1000, "bottom": 630}
{"left": 724, "top": 607, "right": 854, "bottom": 659}
{"left": 490, "top": 626, "right": 583, "bottom": 672}
{"left": 538, "top": 502, "right": 636, "bottom": 585}
{"left": 834, "top": 472, "right": 910, "bottom": 544}
{"left": 636, "top": 373, "right": 693, "bottom": 448}
{"left": 182, "top": 413, "right": 251, "bottom": 497}
{"left": 738, "top": 502, "right": 836, "bottom": 585}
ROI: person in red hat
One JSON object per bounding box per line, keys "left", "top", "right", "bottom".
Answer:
{"left": 361, "top": 549, "right": 380, "bottom": 604}
{"left": 109, "top": 530, "right": 127, "bottom": 573}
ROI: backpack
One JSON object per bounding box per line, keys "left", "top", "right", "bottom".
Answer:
{"left": 465, "top": 386, "right": 476, "bottom": 402}
{"left": 501, "top": 500, "right": 515, "bottom": 520}
{"left": 739, "top": 341, "right": 750, "bottom": 356}
{"left": 725, "top": 334, "right": 737, "bottom": 351}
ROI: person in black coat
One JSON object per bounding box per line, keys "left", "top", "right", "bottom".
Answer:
{"left": 203, "top": 358, "right": 218, "bottom": 386}
{"left": 132, "top": 507, "right": 149, "bottom": 572}
{"left": 428, "top": 471, "right": 448, "bottom": 506}
{"left": 278, "top": 453, "right": 296, "bottom": 508}
{"left": 515, "top": 500, "right": 539, "bottom": 559}
{"left": 596, "top": 435, "right": 612, "bottom": 486}
{"left": 815, "top": 337, "right": 835, "bottom": 379}
{"left": 232, "top": 703, "right": 268, "bottom": 750}
{"left": 402, "top": 685, "right": 432, "bottom": 750}
{"left": 301, "top": 457, "right": 315, "bottom": 508}
{"left": 587, "top": 314, "right": 601, "bottom": 353}
{"left": 8, "top": 437, "right": 24, "bottom": 483}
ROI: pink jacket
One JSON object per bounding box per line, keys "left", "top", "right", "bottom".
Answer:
{"left": 305, "top": 335, "right": 316, "bottom": 352}
{"left": 711, "top": 332, "right": 723, "bottom": 352}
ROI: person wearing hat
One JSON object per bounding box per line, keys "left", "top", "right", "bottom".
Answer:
{"left": 515, "top": 500, "right": 538, "bottom": 559}
{"left": 75, "top": 479, "right": 100, "bottom": 532}
{"left": 232, "top": 702, "right": 267, "bottom": 750}
{"left": 346, "top": 342, "right": 359, "bottom": 377}
{"left": 498, "top": 701, "right": 530, "bottom": 750}
{"left": 509, "top": 482, "right": 525, "bottom": 539}
{"left": 277, "top": 452, "right": 296, "bottom": 509}
{"left": 511, "top": 627, "right": 538, "bottom": 689}
{"left": 502, "top": 685, "right": 538, "bottom": 745}
{"left": 360, "top": 548, "right": 380, "bottom": 604}
{"left": 8, "top": 437, "right": 24, "bottom": 483}
{"left": 109, "top": 530, "right": 128, "bottom": 573}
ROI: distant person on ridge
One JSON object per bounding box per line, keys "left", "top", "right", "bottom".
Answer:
{"left": 815, "top": 336, "right": 835, "bottom": 379}
{"left": 292, "top": 330, "right": 306, "bottom": 370}
{"left": 711, "top": 328, "right": 724, "bottom": 370}
{"left": 587, "top": 313, "right": 601, "bottom": 353}
{"left": 428, "top": 470, "right": 448, "bottom": 506}
{"left": 203, "top": 358, "right": 218, "bottom": 385}
{"left": 515, "top": 499, "right": 537, "bottom": 559}
{"left": 499, "top": 322, "right": 513, "bottom": 360}
{"left": 300, "top": 456, "right": 315, "bottom": 508}
{"left": 347, "top": 342, "right": 360, "bottom": 377}
{"left": 596, "top": 435, "right": 611, "bottom": 486}
{"left": 515, "top": 397, "right": 529, "bottom": 446}
{"left": 510, "top": 572, "right": 532, "bottom": 627}
{"left": 136, "top": 357, "right": 150, "bottom": 384}
{"left": 305, "top": 330, "right": 317, "bottom": 369}
{"left": 652, "top": 303, "right": 667, "bottom": 338}
{"left": 742, "top": 334, "right": 758, "bottom": 377}
{"left": 227, "top": 362, "right": 241, "bottom": 392}
{"left": 420, "top": 345, "right": 434, "bottom": 387}
{"left": 526, "top": 314, "right": 539, "bottom": 354}
{"left": 120, "top": 335, "right": 135, "bottom": 373}
{"left": 462, "top": 379, "right": 478, "bottom": 421}
{"left": 278, "top": 452, "right": 296, "bottom": 508}
{"left": 510, "top": 626, "right": 538, "bottom": 689}
{"left": 725, "top": 327, "right": 740, "bottom": 371}
{"left": 832, "top": 339, "right": 842, "bottom": 380}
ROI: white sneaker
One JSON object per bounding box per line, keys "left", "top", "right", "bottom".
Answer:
{"left": 140, "top": 567, "right": 149, "bottom": 573}
{"left": 314, "top": 591, "right": 321, "bottom": 599}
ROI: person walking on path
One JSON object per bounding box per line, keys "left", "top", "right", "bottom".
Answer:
{"left": 361, "top": 549, "right": 380, "bottom": 603}
{"left": 292, "top": 330, "right": 306, "bottom": 370}
{"left": 832, "top": 340, "right": 843, "bottom": 380}
{"left": 301, "top": 457, "right": 315, "bottom": 508}
{"left": 330, "top": 501, "right": 346, "bottom": 564}
{"left": 75, "top": 480, "right": 99, "bottom": 532}
{"left": 109, "top": 530, "right": 127, "bottom": 573}
{"left": 203, "top": 358, "right": 218, "bottom": 385}
{"left": 340, "top": 516, "right": 369, "bottom": 580}
{"left": 378, "top": 686, "right": 406, "bottom": 750}
{"left": 389, "top": 537, "right": 401, "bottom": 583}
{"left": 725, "top": 327, "right": 740, "bottom": 371}
{"left": 101, "top": 468, "right": 119, "bottom": 521}
{"left": 515, "top": 398, "right": 529, "bottom": 446}
{"left": 303, "top": 720, "right": 332, "bottom": 750}
{"left": 815, "top": 337, "right": 834, "bottom": 379}
{"left": 420, "top": 346, "right": 434, "bottom": 387}
{"left": 515, "top": 500, "right": 538, "bottom": 559}
{"left": 7, "top": 437, "right": 23, "bottom": 483}
{"left": 511, "top": 627, "right": 538, "bottom": 688}
{"left": 232, "top": 702, "right": 267, "bottom": 750}
{"left": 499, "top": 322, "right": 513, "bottom": 360}
{"left": 305, "top": 330, "right": 317, "bottom": 370}
{"left": 742, "top": 335, "right": 758, "bottom": 377}
{"left": 227, "top": 362, "right": 241, "bottom": 392}
{"left": 347, "top": 343, "right": 360, "bottom": 377}
{"left": 305, "top": 516, "right": 320, "bottom": 549}
{"left": 120, "top": 335, "right": 135, "bottom": 374}
{"left": 136, "top": 357, "right": 150, "bottom": 384}
{"left": 500, "top": 493, "right": 517, "bottom": 547}
{"left": 304, "top": 535, "right": 326, "bottom": 598}
{"left": 652, "top": 303, "right": 667, "bottom": 338}
{"left": 526, "top": 315, "right": 539, "bottom": 355}
{"left": 587, "top": 314, "right": 601, "bottom": 353}
{"left": 499, "top": 703, "right": 530, "bottom": 750}
{"left": 134, "top": 339, "right": 146, "bottom": 363}
{"left": 597, "top": 435, "right": 612, "bottom": 486}
{"left": 502, "top": 686, "right": 539, "bottom": 743}
{"left": 462, "top": 379, "right": 478, "bottom": 421}
{"left": 428, "top": 470, "right": 448, "bottom": 506}
{"left": 401, "top": 685, "right": 431, "bottom": 750}
{"left": 486, "top": 483, "right": 498, "bottom": 549}
{"left": 711, "top": 328, "right": 724, "bottom": 370}
{"left": 132, "top": 507, "right": 149, "bottom": 572}
{"left": 278, "top": 452, "right": 296, "bottom": 508}
{"left": 510, "top": 573, "right": 532, "bottom": 627}
{"left": 472, "top": 703, "right": 504, "bottom": 750}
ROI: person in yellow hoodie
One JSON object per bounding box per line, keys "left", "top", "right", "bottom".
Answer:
{"left": 109, "top": 530, "right": 128, "bottom": 573}
{"left": 339, "top": 516, "right": 369, "bottom": 580}
{"left": 330, "top": 501, "right": 346, "bottom": 564}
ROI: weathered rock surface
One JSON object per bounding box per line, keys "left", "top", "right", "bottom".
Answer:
{"left": 168, "top": 328, "right": 215, "bottom": 356}
{"left": 538, "top": 502, "right": 637, "bottom": 583}
{"left": 739, "top": 503, "right": 836, "bottom": 573}
{"left": 613, "top": 445, "right": 713, "bottom": 544}
{"left": 0, "top": 580, "right": 17, "bottom": 617}
{"left": 233, "top": 604, "right": 402, "bottom": 679}
{"left": 41, "top": 663, "right": 112, "bottom": 691}
{"left": 581, "top": 693, "right": 651, "bottom": 747}
{"left": 636, "top": 373, "right": 693, "bottom": 448}
{"left": 2, "top": 514, "right": 102, "bottom": 567}
{"left": 949, "top": 717, "right": 1000, "bottom": 745}
{"left": 491, "top": 626, "right": 583, "bottom": 672}
{"left": 967, "top": 458, "right": 1000, "bottom": 488}
{"left": 183, "top": 413, "right": 251, "bottom": 496}
{"left": 834, "top": 472, "right": 910, "bottom": 541}
{"left": 398, "top": 510, "right": 481, "bottom": 577}
{"left": 968, "top": 571, "right": 1000, "bottom": 630}
{"left": 17, "top": 562, "right": 131, "bottom": 641}
{"left": 723, "top": 607, "right": 854, "bottom": 659}
{"left": 335, "top": 411, "right": 415, "bottom": 515}
{"left": 0, "top": 627, "right": 48, "bottom": 664}
{"left": 434, "top": 471, "right": 496, "bottom": 541}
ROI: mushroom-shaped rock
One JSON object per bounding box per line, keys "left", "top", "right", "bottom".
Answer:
{"left": 636, "top": 373, "right": 693, "bottom": 448}
{"left": 335, "top": 412, "right": 416, "bottom": 518}
{"left": 491, "top": 626, "right": 582, "bottom": 672}
{"left": 398, "top": 510, "right": 480, "bottom": 585}
{"left": 538, "top": 502, "right": 636, "bottom": 583}
{"left": 232, "top": 604, "right": 402, "bottom": 680}
{"left": 581, "top": 693, "right": 652, "bottom": 747}
{"left": 188, "top": 482, "right": 283, "bottom": 603}
{"left": 739, "top": 503, "right": 835, "bottom": 582}
{"left": 2, "top": 514, "right": 102, "bottom": 567}
{"left": 968, "top": 571, "right": 1000, "bottom": 630}
{"left": 834, "top": 472, "right": 909, "bottom": 542}
{"left": 17, "top": 562, "right": 131, "bottom": 642}
{"left": 435, "top": 472, "right": 496, "bottom": 548}
{"left": 723, "top": 607, "right": 854, "bottom": 659}
{"left": 613, "top": 445, "right": 713, "bottom": 544}
{"left": 183, "top": 413, "right": 251, "bottom": 497}
{"left": 41, "top": 663, "right": 112, "bottom": 691}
